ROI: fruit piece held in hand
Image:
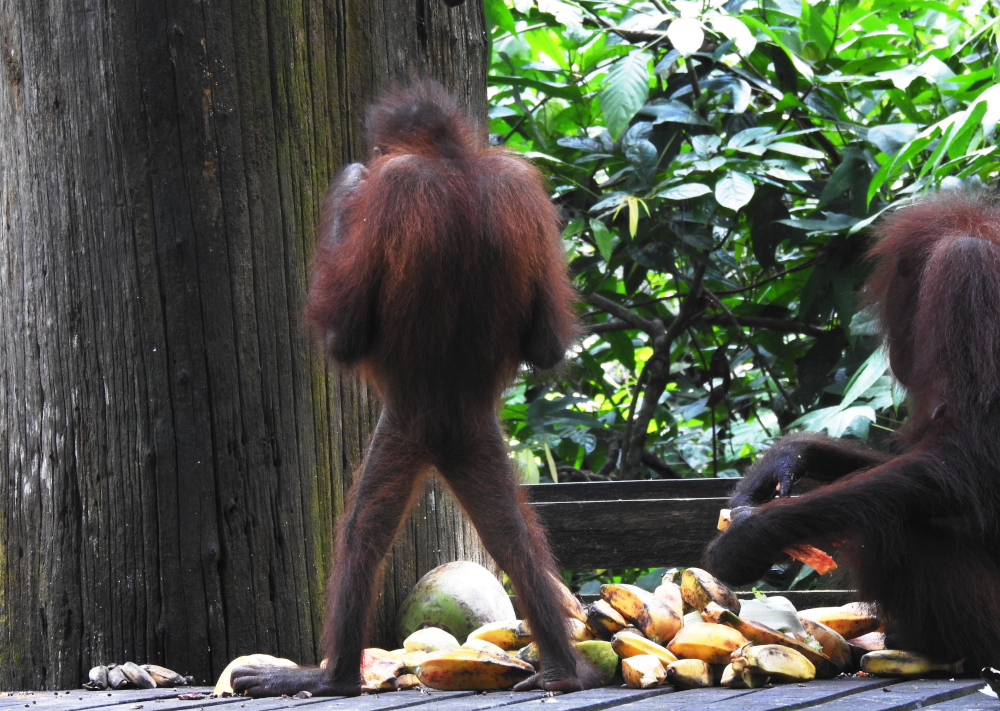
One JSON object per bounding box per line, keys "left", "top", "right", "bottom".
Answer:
{"left": 718, "top": 509, "right": 837, "bottom": 575}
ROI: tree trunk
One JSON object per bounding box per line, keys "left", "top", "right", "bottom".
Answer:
{"left": 0, "top": 0, "right": 491, "bottom": 690}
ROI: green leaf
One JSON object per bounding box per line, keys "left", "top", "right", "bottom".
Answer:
{"left": 599, "top": 52, "right": 652, "bottom": 138}
{"left": 840, "top": 349, "right": 889, "bottom": 409}
{"left": 591, "top": 219, "right": 616, "bottom": 261}
{"left": 715, "top": 171, "right": 755, "bottom": 211}
{"left": 513, "top": 448, "right": 540, "bottom": 484}
{"left": 656, "top": 183, "right": 713, "bottom": 200}
{"left": 765, "top": 142, "right": 826, "bottom": 160}
{"left": 485, "top": 0, "right": 517, "bottom": 35}
{"left": 667, "top": 17, "right": 705, "bottom": 56}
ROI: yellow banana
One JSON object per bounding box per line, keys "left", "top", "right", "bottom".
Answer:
{"left": 586, "top": 599, "right": 628, "bottom": 639}
{"left": 576, "top": 640, "right": 620, "bottom": 683}
{"left": 738, "top": 644, "right": 815, "bottom": 682}
{"left": 665, "top": 659, "right": 713, "bottom": 689}
{"left": 799, "top": 604, "right": 880, "bottom": 640}
{"left": 600, "top": 584, "right": 682, "bottom": 644}
{"left": 681, "top": 568, "right": 741, "bottom": 614}
{"left": 666, "top": 622, "right": 748, "bottom": 665}
{"left": 213, "top": 654, "right": 298, "bottom": 695}
{"left": 415, "top": 648, "right": 534, "bottom": 690}
{"left": 798, "top": 617, "right": 851, "bottom": 671}
{"left": 703, "top": 603, "right": 838, "bottom": 678}
{"left": 611, "top": 630, "right": 678, "bottom": 666}
{"left": 622, "top": 655, "right": 666, "bottom": 689}
{"left": 860, "top": 650, "right": 963, "bottom": 677}
{"left": 466, "top": 620, "right": 532, "bottom": 650}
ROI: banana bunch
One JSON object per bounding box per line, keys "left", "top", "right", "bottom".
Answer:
{"left": 702, "top": 603, "right": 840, "bottom": 677}
{"left": 731, "top": 644, "right": 816, "bottom": 682}
{"left": 860, "top": 650, "right": 963, "bottom": 677}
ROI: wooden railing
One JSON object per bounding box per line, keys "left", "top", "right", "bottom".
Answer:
{"left": 523, "top": 478, "right": 853, "bottom": 608}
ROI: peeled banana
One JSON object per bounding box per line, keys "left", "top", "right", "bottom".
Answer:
{"left": 860, "top": 650, "right": 963, "bottom": 677}
{"left": 415, "top": 648, "right": 535, "bottom": 690}
{"left": 622, "top": 655, "right": 666, "bottom": 689}
{"left": 680, "top": 568, "right": 741, "bottom": 614}
{"left": 466, "top": 620, "right": 532, "bottom": 650}
{"left": 601, "top": 584, "right": 682, "bottom": 644}
{"left": 799, "top": 604, "right": 880, "bottom": 640}
{"left": 665, "top": 659, "right": 713, "bottom": 689}
{"left": 666, "top": 622, "right": 748, "bottom": 665}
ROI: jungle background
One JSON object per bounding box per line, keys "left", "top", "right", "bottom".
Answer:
{"left": 487, "top": 0, "right": 1000, "bottom": 592}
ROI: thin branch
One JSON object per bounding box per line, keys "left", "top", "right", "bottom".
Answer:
{"left": 589, "top": 314, "right": 825, "bottom": 337}
{"left": 713, "top": 259, "right": 819, "bottom": 295}
{"left": 702, "top": 287, "right": 802, "bottom": 416}
{"left": 641, "top": 450, "right": 683, "bottom": 478}
{"left": 685, "top": 58, "right": 703, "bottom": 99}
{"left": 619, "top": 264, "right": 708, "bottom": 479}
{"left": 586, "top": 293, "right": 664, "bottom": 337}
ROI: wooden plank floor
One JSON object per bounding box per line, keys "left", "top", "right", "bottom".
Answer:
{"left": 1, "top": 679, "right": 996, "bottom": 711}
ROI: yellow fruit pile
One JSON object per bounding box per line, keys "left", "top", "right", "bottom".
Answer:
{"left": 214, "top": 566, "right": 964, "bottom": 694}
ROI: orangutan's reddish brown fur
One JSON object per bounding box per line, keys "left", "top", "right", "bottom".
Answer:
{"left": 707, "top": 190, "right": 1000, "bottom": 672}
{"left": 230, "top": 81, "right": 599, "bottom": 697}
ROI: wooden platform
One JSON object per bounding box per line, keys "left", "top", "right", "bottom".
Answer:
{"left": 2, "top": 678, "right": 997, "bottom": 711}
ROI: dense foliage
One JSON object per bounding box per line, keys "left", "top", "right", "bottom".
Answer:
{"left": 488, "top": 0, "right": 1000, "bottom": 490}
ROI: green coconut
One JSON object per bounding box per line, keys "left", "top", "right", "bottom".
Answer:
{"left": 576, "top": 640, "right": 620, "bottom": 683}
{"left": 396, "top": 561, "right": 515, "bottom": 645}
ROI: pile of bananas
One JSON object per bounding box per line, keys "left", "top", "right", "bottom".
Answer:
{"left": 601, "top": 567, "right": 962, "bottom": 690}
{"left": 210, "top": 567, "right": 964, "bottom": 694}
{"left": 84, "top": 662, "right": 191, "bottom": 690}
